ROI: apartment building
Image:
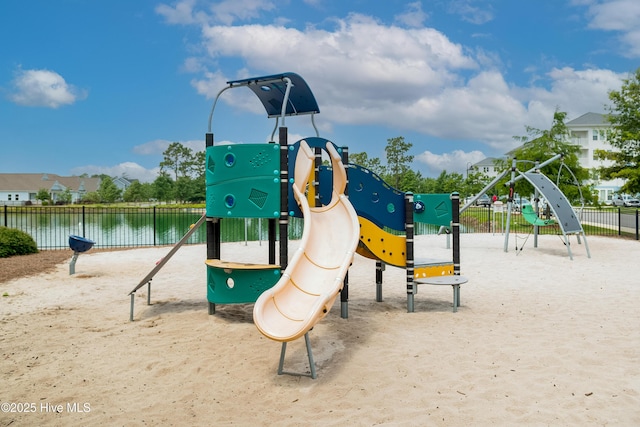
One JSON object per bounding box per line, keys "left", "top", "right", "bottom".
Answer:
{"left": 566, "top": 112, "right": 624, "bottom": 203}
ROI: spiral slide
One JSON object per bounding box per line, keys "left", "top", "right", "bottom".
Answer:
{"left": 253, "top": 140, "right": 359, "bottom": 343}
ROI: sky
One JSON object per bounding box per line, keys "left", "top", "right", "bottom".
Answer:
{"left": 1, "top": 0, "right": 639, "bottom": 183}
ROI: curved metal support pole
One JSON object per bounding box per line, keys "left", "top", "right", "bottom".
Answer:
{"left": 311, "top": 113, "right": 319, "bottom": 137}
{"left": 270, "top": 117, "right": 279, "bottom": 142}
{"left": 69, "top": 252, "right": 80, "bottom": 275}
{"left": 280, "top": 77, "right": 292, "bottom": 126}
{"left": 207, "top": 85, "right": 233, "bottom": 132}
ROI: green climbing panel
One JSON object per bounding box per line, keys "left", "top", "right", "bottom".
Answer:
{"left": 414, "top": 194, "right": 452, "bottom": 227}
{"left": 206, "top": 263, "right": 281, "bottom": 304}
{"left": 206, "top": 143, "right": 281, "bottom": 218}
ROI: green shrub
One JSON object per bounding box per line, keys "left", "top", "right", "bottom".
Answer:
{"left": 0, "top": 227, "right": 39, "bottom": 258}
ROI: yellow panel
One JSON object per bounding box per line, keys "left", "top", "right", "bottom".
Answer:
{"left": 414, "top": 264, "right": 454, "bottom": 278}
{"left": 306, "top": 171, "right": 316, "bottom": 207}
{"left": 358, "top": 216, "right": 407, "bottom": 268}
{"left": 356, "top": 243, "right": 378, "bottom": 260}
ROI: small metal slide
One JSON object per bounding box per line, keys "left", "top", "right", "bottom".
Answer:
{"left": 128, "top": 213, "right": 206, "bottom": 321}
{"left": 252, "top": 140, "right": 359, "bottom": 377}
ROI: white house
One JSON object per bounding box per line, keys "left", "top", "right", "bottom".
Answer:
{"left": 468, "top": 157, "right": 501, "bottom": 178}
{"left": 112, "top": 176, "right": 133, "bottom": 192}
{"left": 0, "top": 173, "right": 101, "bottom": 205}
{"left": 566, "top": 112, "right": 624, "bottom": 203}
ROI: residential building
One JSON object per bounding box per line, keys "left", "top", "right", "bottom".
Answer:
{"left": 469, "top": 157, "right": 501, "bottom": 178}
{"left": 566, "top": 112, "right": 623, "bottom": 203}
{"left": 112, "top": 176, "right": 133, "bottom": 192}
{"left": 0, "top": 173, "right": 101, "bottom": 205}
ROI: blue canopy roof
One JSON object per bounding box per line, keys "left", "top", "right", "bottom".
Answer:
{"left": 226, "top": 72, "right": 320, "bottom": 118}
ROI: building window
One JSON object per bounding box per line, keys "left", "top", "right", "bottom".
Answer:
{"left": 15, "top": 194, "right": 19, "bottom": 201}
{"left": 592, "top": 132, "right": 598, "bottom": 141}
{"left": 7, "top": 194, "right": 11, "bottom": 201}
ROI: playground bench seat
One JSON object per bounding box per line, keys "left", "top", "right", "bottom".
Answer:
{"left": 413, "top": 275, "right": 469, "bottom": 312}
{"left": 205, "top": 259, "right": 280, "bottom": 270}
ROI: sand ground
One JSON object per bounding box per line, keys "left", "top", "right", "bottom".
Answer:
{"left": 1, "top": 233, "right": 639, "bottom": 426}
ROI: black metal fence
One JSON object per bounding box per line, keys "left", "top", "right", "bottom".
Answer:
{"left": 461, "top": 205, "right": 639, "bottom": 240}
{"left": 0, "top": 205, "right": 309, "bottom": 250}
{"left": 1, "top": 205, "right": 638, "bottom": 250}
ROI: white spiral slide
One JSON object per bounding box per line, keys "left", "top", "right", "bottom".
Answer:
{"left": 253, "top": 140, "right": 359, "bottom": 343}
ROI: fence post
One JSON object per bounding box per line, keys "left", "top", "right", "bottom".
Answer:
{"left": 153, "top": 206, "right": 157, "bottom": 246}
{"left": 618, "top": 208, "right": 621, "bottom": 236}
{"left": 3, "top": 205, "right": 6, "bottom": 226}
{"left": 636, "top": 209, "right": 639, "bottom": 241}
{"left": 82, "top": 205, "right": 86, "bottom": 237}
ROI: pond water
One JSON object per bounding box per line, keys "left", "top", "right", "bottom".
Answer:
{"left": 2, "top": 207, "right": 446, "bottom": 250}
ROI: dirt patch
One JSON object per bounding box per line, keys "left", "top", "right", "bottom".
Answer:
{"left": 0, "top": 250, "right": 71, "bottom": 284}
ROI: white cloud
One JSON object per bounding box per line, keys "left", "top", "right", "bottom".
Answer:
{"left": 182, "top": 139, "right": 206, "bottom": 152}
{"left": 416, "top": 149, "right": 486, "bottom": 176}
{"left": 9, "top": 68, "right": 87, "bottom": 108}
{"left": 187, "top": 15, "right": 625, "bottom": 154}
{"left": 210, "top": 0, "right": 275, "bottom": 25}
{"left": 158, "top": 2, "right": 627, "bottom": 170}
{"left": 133, "top": 139, "right": 171, "bottom": 155}
{"left": 586, "top": 0, "right": 640, "bottom": 31}
{"left": 394, "top": 2, "right": 429, "bottom": 28}
{"left": 155, "top": 0, "right": 202, "bottom": 25}
{"left": 157, "top": 0, "right": 275, "bottom": 25}
{"left": 582, "top": 0, "right": 640, "bottom": 57}
{"left": 448, "top": 0, "right": 495, "bottom": 25}
{"left": 196, "top": 15, "right": 477, "bottom": 103}
{"left": 71, "top": 162, "right": 160, "bottom": 183}
{"left": 524, "top": 67, "right": 624, "bottom": 118}
{"left": 181, "top": 56, "right": 206, "bottom": 73}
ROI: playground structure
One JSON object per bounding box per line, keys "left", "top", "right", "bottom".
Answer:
{"left": 203, "top": 72, "right": 462, "bottom": 378}
{"left": 462, "top": 154, "right": 590, "bottom": 260}
{"left": 127, "top": 72, "right": 463, "bottom": 378}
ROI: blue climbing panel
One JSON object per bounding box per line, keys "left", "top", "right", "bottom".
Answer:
{"left": 345, "top": 164, "right": 406, "bottom": 231}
